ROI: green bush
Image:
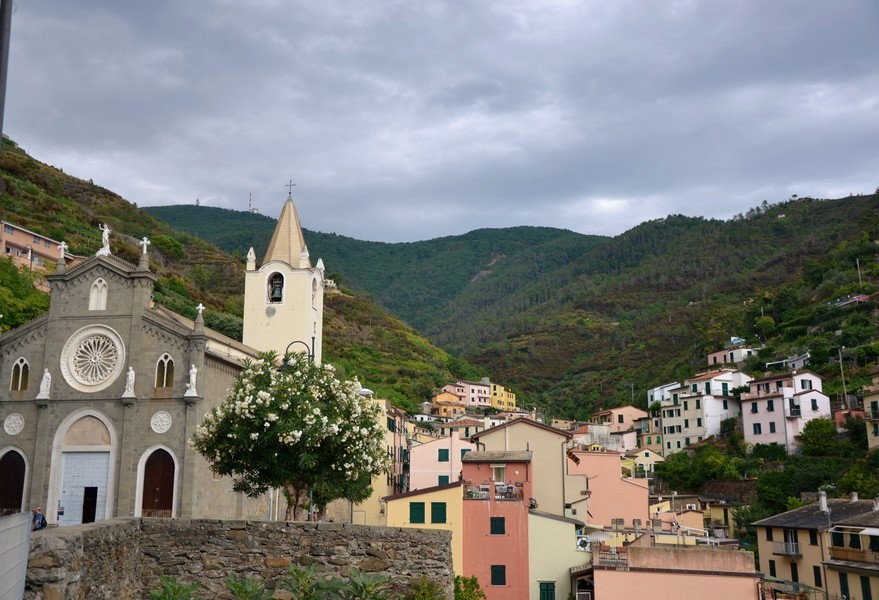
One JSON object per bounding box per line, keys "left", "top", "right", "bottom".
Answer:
{"left": 453, "top": 576, "right": 485, "bottom": 600}
{"left": 405, "top": 575, "right": 446, "bottom": 600}
{"left": 152, "top": 234, "right": 185, "bottom": 259}
{"left": 226, "top": 573, "right": 274, "bottom": 600}
{"left": 148, "top": 576, "right": 201, "bottom": 600}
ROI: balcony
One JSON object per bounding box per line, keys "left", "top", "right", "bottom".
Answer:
{"left": 772, "top": 541, "right": 802, "bottom": 556}
{"left": 463, "top": 481, "right": 524, "bottom": 501}
{"left": 785, "top": 406, "right": 802, "bottom": 418}
{"left": 868, "top": 409, "right": 879, "bottom": 421}
{"left": 595, "top": 546, "right": 628, "bottom": 567}
{"left": 829, "top": 546, "right": 879, "bottom": 565}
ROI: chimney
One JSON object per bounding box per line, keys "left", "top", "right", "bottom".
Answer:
{"left": 873, "top": 494, "right": 879, "bottom": 511}
{"left": 851, "top": 492, "right": 859, "bottom": 502}
{"left": 483, "top": 416, "right": 490, "bottom": 430}
{"left": 819, "top": 490, "right": 828, "bottom": 513}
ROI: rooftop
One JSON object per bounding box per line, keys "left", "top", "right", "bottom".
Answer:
{"left": 462, "top": 450, "right": 532, "bottom": 463}
{"left": 753, "top": 498, "right": 878, "bottom": 529}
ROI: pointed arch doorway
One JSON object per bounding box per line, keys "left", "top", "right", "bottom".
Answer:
{"left": 141, "top": 449, "right": 174, "bottom": 517}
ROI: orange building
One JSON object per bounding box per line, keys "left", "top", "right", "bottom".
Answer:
{"left": 461, "top": 450, "right": 532, "bottom": 600}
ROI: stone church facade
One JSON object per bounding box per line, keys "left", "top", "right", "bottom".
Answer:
{"left": 0, "top": 193, "right": 325, "bottom": 525}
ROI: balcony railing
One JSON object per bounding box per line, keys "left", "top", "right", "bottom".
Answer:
{"left": 868, "top": 409, "right": 879, "bottom": 420}
{"left": 463, "top": 482, "right": 524, "bottom": 501}
{"left": 595, "top": 547, "right": 628, "bottom": 567}
{"left": 772, "top": 541, "right": 802, "bottom": 556}
{"left": 829, "top": 545, "right": 879, "bottom": 564}
{"left": 785, "top": 406, "right": 802, "bottom": 418}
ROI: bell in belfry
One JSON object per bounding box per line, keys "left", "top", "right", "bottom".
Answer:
{"left": 270, "top": 282, "right": 283, "bottom": 302}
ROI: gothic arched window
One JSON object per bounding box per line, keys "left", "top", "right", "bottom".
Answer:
{"left": 11, "top": 357, "right": 29, "bottom": 391}
{"left": 268, "top": 273, "right": 284, "bottom": 304}
{"left": 155, "top": 353, "right": 174, "bottom": 388}
{"left": 89, "top": 278, "right": 108, "bottom": 311}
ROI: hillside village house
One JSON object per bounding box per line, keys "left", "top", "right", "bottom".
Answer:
{"left": 634, "top": 414, "right": 664, "bottom": 455}
{"left": 591, "top": 405, "right": 648, "bottom": 434}
{"left": 1, "top": 220, "right": 82, "bottom": 290}
{"left": 0, "top": 193, "right": 327, "bottom": 523}
{"left": 660, "top": 369, "right": 751, "bottom": 454}
{"left": 489, "top": 382, "right": 517, "bottom": 411}
{"left": 431, "top": 390, "right": 466, "bottom": 418}
{"left": 707, "top": 337, "right": 760, "bottom": 367}
{"left": 752, "top": 491, "right": 879, "bottom": 599}
{"left": 740, "top": 370, "right": 831, "bottom": 452}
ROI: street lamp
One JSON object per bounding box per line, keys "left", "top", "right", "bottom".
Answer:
{"left": 279, "top": 337, "right": 316, "bottom": 366}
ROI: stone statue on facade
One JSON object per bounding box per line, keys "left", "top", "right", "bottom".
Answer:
{"left": 97, "top": 223, "right": 112, "bottom": 256}
{"left": 122, "top": 367, "right": 136, "bottom": 399}
{"left": 36, "top": 368, "right": 51, "bottom": 400}
{"left": 184, "top": 364, "right": 198, "bottom": 397}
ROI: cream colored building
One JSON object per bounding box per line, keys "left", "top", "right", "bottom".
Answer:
{"left": 470, "top": 419, "right": 572, "bottom": 517}
{"left": 527, "top": 511, "right": 585, "bottom": 600}
{"left": 242, "top": 194, "right": 325, "bottom": 364}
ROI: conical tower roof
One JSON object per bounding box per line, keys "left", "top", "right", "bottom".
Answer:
{"left": 263, "top": 194, "right": 311, "bottom": 268}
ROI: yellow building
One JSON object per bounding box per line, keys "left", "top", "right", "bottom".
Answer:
{"left": 384, "top": 481, "right": 464, "bottom": 574}
{"left": 753, "top": 492, "right": 879, "bottom": 598}
{"left": 489, "top": 382, "right": 517, "bottom": 411}
{"left": 432, "top": 391, "right": 466, "bottom": 419}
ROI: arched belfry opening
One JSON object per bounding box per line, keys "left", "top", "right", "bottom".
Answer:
{"left": 268, "top": 273, "right": 284, "bottom": 303}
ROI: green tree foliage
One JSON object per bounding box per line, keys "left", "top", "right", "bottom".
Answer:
{"left": 190, "top": 352, "right": 391, "bottom": 520}
{"left": 0, "top": 257, "right": 49, "bottom": 332}
{"left": 796, "top": 418, "right": 848, "bottom": 457}
{"left": 453, "top": 576, "right": 485, "bottom": 600}
{"left": 151, "top": 234, "right": 185, "bottom": 259}
{"left": 404, "top": 576, "right": 446, "bottom": 600}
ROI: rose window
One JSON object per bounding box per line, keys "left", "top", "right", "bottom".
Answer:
{"left": 60, "top": 325, "right": 126, "bottom": 393}
{"left": 72, "top": 335, "right": 119, "bottom": 384}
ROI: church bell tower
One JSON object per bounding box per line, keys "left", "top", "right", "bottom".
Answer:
{"left": 242, "top": 191, "right": 325, "bottom": 364}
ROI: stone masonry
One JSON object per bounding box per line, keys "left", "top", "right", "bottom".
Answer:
{"left": 26, "top": 518, "right": 453, "bottom": 600}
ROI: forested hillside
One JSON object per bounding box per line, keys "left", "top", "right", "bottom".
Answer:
{"left": 0, "top": 140, "right": 477, "bottom": 414}
{"left": 150, "top": 196, "right": 879, "bottom": 419}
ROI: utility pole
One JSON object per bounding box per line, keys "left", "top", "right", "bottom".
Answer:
{"left": 838, "top": 347, "right": 848, "bottom": 408}
{"left": 857, "top": 258, "right": 862, "bottom": 289}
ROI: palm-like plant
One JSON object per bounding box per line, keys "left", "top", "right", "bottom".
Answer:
{"left": 226, "top": 573, "right": 275, "bottom": 600}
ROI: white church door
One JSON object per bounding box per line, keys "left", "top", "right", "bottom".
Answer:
{"left": 58, "top": 452, "right": 110, "bottom": 526}
{"left": 48, "top": 410, "right": 117, "bottom": 526}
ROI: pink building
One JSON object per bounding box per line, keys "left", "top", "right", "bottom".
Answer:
{"left": 461, "top": 450, "right": 532, "bottom": 600}
{"left": 589, "top": 546, "right": 761, "bottom": 599}
{"left": 409, "top": 432, "right": 474, "bottom": 490}
{"left": 740, "top": 370, "right": 831, "bottom": 453}
{"left": 566, "top": 450, "right": 648, "bottom": 529}
{"left": 591, "top": 405, "right": 649, "bottom": 434}
{"left": 444, "top": 379, "right": 491, "bottom": 409}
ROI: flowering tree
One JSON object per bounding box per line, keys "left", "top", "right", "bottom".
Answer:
{"left": 191, "top": 352, "right": 391, "bottom": 520}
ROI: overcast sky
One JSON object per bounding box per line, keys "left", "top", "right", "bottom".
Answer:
{"left": 6, "top": 1, "right": 879, "bottom": 242}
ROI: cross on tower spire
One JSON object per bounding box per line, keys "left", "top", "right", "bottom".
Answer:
{"left": 286, "top": 180, "right": 295, "bottom": 196}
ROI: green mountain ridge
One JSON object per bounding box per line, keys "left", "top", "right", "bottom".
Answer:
{"left": 147, "top": 196, "right": 879, "bottom": 419}
{"left": 0, "top": 139, "right": 476, "bottom": 414}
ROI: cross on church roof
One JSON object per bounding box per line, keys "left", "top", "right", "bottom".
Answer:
{"left": 286, "top": 179, "right": 295, "bottom": 195}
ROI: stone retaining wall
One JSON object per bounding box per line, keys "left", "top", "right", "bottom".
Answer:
{"left": 26, "top": 519, "right": 142, "bottom": 600}
{"left": 26, "top": 519, "right": 453, "bottom": 599}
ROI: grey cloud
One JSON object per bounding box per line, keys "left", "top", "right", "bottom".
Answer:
{"left": 5, "top": 0, "right": 878, "bottom": 242}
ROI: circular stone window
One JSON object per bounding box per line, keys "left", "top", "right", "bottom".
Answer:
{"left": 60, "top": 325, "right": 127, "bottom": 393}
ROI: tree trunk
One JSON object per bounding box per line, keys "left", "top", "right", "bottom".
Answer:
{"left": 284, "top": 484, "right": 304, "bottom": 521}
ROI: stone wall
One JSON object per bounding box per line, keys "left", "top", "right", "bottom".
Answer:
{"left": 26, "top": 518, "right": 453, "bottom": 599}
{"left": 26, "top": 519, "right": 142, "bottom": 600}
